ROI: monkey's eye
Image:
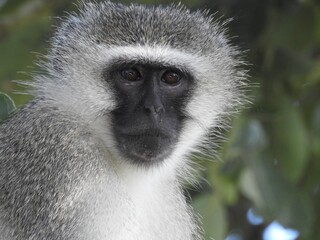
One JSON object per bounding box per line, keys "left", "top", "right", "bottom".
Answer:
{"left": 120, "top": 68, "right": 141, "bottom": 82}
{"left": 161, "top": 70, "right": 181, "bottom": 85}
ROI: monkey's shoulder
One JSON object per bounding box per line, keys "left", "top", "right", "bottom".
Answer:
{"left": 0, "top": 99, "right": 102, "bottom": 170}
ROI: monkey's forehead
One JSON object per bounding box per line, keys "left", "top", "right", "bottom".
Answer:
{"left": 55, "top": 2, "right": 227, "bottom": 56}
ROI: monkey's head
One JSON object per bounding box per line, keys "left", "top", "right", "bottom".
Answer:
{"left": 36, "top": 2, "right": 246, "bottom": 167}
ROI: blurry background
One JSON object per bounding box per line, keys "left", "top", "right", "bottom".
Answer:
{"left": 0, "top": 0, "right": 320, "bottom": 239}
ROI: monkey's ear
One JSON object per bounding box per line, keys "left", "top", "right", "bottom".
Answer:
{"left": 50, "top": 17, "right": 82, "bottom": 73}
{"left": 51, "top": 47, "right": 65, "bottom": 74}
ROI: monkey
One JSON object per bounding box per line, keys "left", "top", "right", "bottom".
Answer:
{"left": 0, "top": 1, "right": 247, "bottom": 240}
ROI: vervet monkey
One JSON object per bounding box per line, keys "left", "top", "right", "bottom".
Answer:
{"left": 0, "top": 1, "right": 247, "bottom": 239}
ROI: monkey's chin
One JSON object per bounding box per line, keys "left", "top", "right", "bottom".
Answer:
{"left": 129, "top": 149, "right": 171, "bottom": 163}
{"left": 116, "top": 134, "right": 174, "bottom": 165}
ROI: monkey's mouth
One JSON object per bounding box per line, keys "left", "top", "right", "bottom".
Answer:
{"left": 115, "top": 129, "right": 175, "bottom": 164}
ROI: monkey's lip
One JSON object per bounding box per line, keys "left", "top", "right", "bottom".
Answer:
{"left": 130, "top": 148, "right": 170, "bottom": 162}
{"left": 116, "top": 129, "right": 174, "bottom": 163}
{"left": 118, "top": 128, "right": 172, "bottom": 138}
{"left": 125, "top": 141, "right": 173, "bottom": 163}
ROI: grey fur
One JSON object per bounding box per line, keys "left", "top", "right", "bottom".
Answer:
{"left": 0, "top": 1, "right": 247, "bottom": 240}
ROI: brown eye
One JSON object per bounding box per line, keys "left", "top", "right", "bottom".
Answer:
{"left": 120, "top": 68, "right": 141, "bottom": 82}
{"left": 161, "top": 70, "right": 181, "bottom": 85}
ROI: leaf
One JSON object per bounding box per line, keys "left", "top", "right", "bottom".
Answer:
{"left": 270, "top": 97, "right": 308, "bottom": 182}
{"left": 263, "top": 6, "right": 317, "bottom": 51}
{"left": 223, "top": 117, "right": 269, "bottom": 159}
{"left": 239, "top": 168, "right": 264, "bottom": 209}
{"left": 0, "top": 92, "right": 16, "bottom": 121}
{"left": 312, "top": 104, "right": 320, "bottom": 135}
{"left": 240, "top": 153, "right": 314, "bottom": 236}
{"left": 193, "top": 194, "right": 227, "bottom": 240}
{"left": 206, "top": 162, "right": 239, "bottom": 205}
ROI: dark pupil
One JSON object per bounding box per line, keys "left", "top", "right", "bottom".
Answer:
{"left": 121, "top": 68, "right": 140, "bottom": 81}
{"left": 162, "top": 71, "right": 181, "bottom": 84}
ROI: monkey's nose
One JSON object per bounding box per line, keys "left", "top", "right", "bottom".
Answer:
{"left": 144, "top": 104, "right": 163, "bottom": 114}
{"left": 144, "top": 105, "right": 164, "bottom": 121}
{"left": 144, "top": 103, "right": 164, "bottom": 123}
{"left": 143, "top": 87, "right": 165, "bottom": 121}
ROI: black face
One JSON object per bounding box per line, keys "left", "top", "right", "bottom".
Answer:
{"left": 105, "top": 62, "right": 194, "bottom": 165}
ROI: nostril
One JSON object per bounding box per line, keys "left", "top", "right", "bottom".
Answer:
{"left": 154, "top": 106, "right": 164, "bottom": 114}
{"left": 144, "top": 104, "right": 153, "bottom": 113}
{"left": 143, "top": 91, "right": 165, "bottom": 117}
{"left": 144, "top": 104, "right": 164, "bottom": 115}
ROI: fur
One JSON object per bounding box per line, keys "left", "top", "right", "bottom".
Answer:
{"left": 0, "top": 1, "right": 247, "bottom": 239}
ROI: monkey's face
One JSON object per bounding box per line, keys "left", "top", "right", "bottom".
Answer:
{"left": 45, "top": 2, "right": 246, "bottom": 168}
{"left": 105, "top": 63, "right": 194, "bottom": 165}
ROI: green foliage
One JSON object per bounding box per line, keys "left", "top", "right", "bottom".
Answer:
{"left": 193, "top": 194, "right": 227, "bottom": 240}
{"left": 189, "top": 0, "right": 320, "bottom": 239}
{"left": 0, "top": 92, "right": 16, "bottom": 121}
{"left": 0, "top": 0, "right": 26, "bottom": 14}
